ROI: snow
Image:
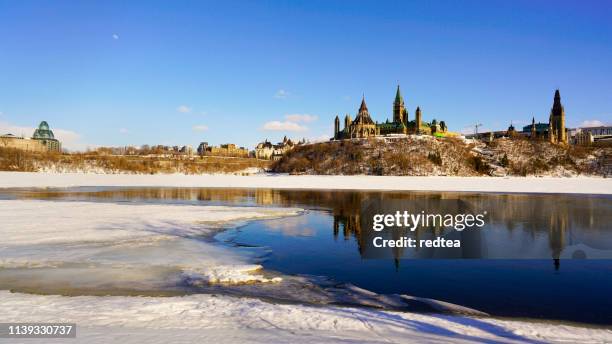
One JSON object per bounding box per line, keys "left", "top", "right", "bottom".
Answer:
{"left": 1, "top": 171, "right": 611, "bottom": 194}
{"left": 0, "top": 200, "right": 301, "bottom": 286}
{"left": 1, "top": 290, "right": 611, "bottom": 344}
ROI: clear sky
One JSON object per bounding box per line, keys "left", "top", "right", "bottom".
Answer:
{"left": 1, "top": 0, "right": 611, "bottom": 150}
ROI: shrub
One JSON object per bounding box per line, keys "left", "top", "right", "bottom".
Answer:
{"left": 470, "top": 156, "right": 490, "bottom": 174}
{"left": 500, "top": 153, "right": 509, "bottom": 167}
{"left": 428, "top": 151, "right": 442, "bottom": 165}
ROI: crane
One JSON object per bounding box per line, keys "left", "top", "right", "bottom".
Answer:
{"left": 473, "top": 123, "right": 482, "bottom": 136}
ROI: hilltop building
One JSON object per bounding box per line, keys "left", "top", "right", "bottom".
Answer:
{"left": 333, "top": 85, "right": 449, "bottom": 140}
{"left": 255, "top": 136, "right": 298, "bottom": 160}
{"left": 574, "top": 126, "right": 612, "bottom": 145}
{"left": 547, "top": 89, "right": 567, "bottom": 144}
{"left": 0, "top": 121, "right": 62, "bottom": 152}
{"left": 197, "top": 142, "right": 249, "bottom": 158}
{"left": 519, "top": 90, "right": 567, "bottom": 143}
{"left": 469, "top": 90, "right": 569, "bottom": 144}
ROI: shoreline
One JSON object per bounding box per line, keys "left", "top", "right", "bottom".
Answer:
{"left": 0, "top": 171, "right": 611, "bottom": 195}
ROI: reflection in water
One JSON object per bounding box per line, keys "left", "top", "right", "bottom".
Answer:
{"left": 4, "top": 187, "right": 611, "bottom": 264}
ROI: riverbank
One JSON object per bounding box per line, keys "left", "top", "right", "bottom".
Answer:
{"left": 3, "top": 290, "right": 611, "bottom": 344}
{"left": 0, "top": 171, "right": 610, "bottom": 195}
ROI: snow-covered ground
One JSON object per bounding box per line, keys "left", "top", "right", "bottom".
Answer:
{"left": 0, "top": 200, "right": 299, "bottom": 289}
{"left": 1, "top": 186, "right": 611, "bottom": 343}
{"left": 3, "top": 290, "right": 612, "bottom": 344}
{"left": 1, "top": 171, "right": 611, "bottom": 194}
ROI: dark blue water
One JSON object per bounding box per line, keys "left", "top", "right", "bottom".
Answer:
{"left": 224, "top": 211, "right": 612, "bottom": 325}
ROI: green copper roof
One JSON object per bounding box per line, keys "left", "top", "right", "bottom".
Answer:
{"left": 394, "top": 85, "right": 403, "bottom": 104}
{"left": 32, "top": 121, "right": 56, "bottom": 140}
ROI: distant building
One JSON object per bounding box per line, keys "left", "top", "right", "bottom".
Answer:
{"left": 0, "top": 121, "right": 61, "bottom": 152}
{"left": 472, "top": 90, "right": 569, "bottom": 144}
{"left": 0, "top": 133, "right": 46, "bottom": 152}
{"left": 574, "top": 126, "right": 612, "bottom": 145}
{"left": 255, "top": 136, "right": 297, "bottom": 160}
{"left": 180, "top": 145, "right": 194, "bottom": 156}
{"left": 522, "top": 118, "right": 549, "bottom": 139}
{"left": 333, "top": 85, "right": 449, "bottom": 140}
{"left": 548, "top": 90, "right": 567, "bottom": 144}
{"left": 31, "top": 121, "right": 62, "bottom": 151}
{"left": 198, "top": 142, "right": 249, "bottom": 157}
{"left": 523, "top": 90, "right": 567, "bottom": 143}
{"left": 197, "top": 142, "right": 209, "bottom": 155}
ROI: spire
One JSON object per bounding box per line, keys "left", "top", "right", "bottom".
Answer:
{"left": 554, "top": 89, "right": 561, "bottom": 107}
{"left": 394, "top": 85, "right": 403, "bottom": 104}
{"left": 359, "top": 95, "right": 368, "bottom": 113}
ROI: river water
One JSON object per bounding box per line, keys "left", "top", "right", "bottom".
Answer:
{"left": 1, "top": 187, "right": 611, "bottom": 325}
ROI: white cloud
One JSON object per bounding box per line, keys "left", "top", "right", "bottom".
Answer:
{"left": 309, "top": 134, "right": 331, "bottom": 143}
{"left": 112, "top": 33, "right": 119, "bottom": 40}
{"left": 192, "top": 125, "right": 209, "bottom": 132}
{"left": 285, "top": 114, "right": 318, "bottom": 123}
{"left": 274, "top": 89, "right": 289, "bottom": 99}
{"left": 119, "top": 128, "right": 129, "bottom": 134}
{"left": 579, "top": 120, "right": 606, "bottom": 128}
{"left": 262, "top": 121, "right": 307, "bottom": 132}
{"left": 0, "top": 120, "right": 89, "bottom": 151}
{"left": 177, "top": 105, "right": 192, "bottom": 113}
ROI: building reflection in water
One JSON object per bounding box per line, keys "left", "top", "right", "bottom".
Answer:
{"left": 5, "top": 187, "right": 611, "bottom": 265}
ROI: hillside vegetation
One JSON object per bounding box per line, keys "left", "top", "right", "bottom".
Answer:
{"left": 272, "top": 136, "right": 611, "bottom": 177}
{"left": 0, "top": 148, "right": 270, "bottom": 175}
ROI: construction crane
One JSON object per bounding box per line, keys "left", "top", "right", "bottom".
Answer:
{"left": 473, "top": 123, "right": 483, "bottom": 136}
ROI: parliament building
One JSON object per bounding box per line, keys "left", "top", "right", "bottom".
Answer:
{"left": 333, "top": 85, "right": 449, "bottom": 140}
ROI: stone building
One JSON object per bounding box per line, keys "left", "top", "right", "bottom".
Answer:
{"left": 333, "top": 85, "right": 448, "bottom": 140}
{"left": 197, "top": 142, "right": 249, "bottom": 157}
{"left": 0, "top": 121, "right": 61, "bottom": 152}
{"left": 255, "top": 136, "right": 297, "bottom": 160}
{"left": 0, "top": 134, "right": 47, "bottom": 152}
{"left": 521, "top": 90, "right": 568, "bottom": 143}
{"left": 548, "top": 89, "right": 567, "bottom": 144}
{"left": 574, "top": 126, "right": 612, "bottom": 145}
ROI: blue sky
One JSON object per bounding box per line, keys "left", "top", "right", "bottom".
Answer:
{"left": 1, "top": 0, "right": 611, "bottom": 150}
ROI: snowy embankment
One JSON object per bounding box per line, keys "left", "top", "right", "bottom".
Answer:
{"left": 1, "top": 171, "right": 611, "bottom": 194}
{"left": 3, "top": 290, "right": 612, "bottom": 344}
{"left": 1, "top": 199, "right": 611, "bottom": 343}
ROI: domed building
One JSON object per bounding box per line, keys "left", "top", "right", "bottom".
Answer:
{"left": 32, "top": 121, "right": 61, "bottom": 152}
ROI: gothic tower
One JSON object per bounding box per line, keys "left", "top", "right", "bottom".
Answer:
{"left": 415, "top": 106, "right": 422, "bottom": 134}
{"left": 393, "top": 85, "right": 405, "bottom": 124}
{"left": 549, "top": 112, "right": 555, "bottom": 143}
{"left": 549, "top": 89, "right": 566, "bottom": 144}
{"left": 344, "top": 114, "right": 351, "bottom": 131}
{"left": 334, "top": 115, "right": 340, "bottom": 139}
{"left": 402, "top": 108, "right": 408, "bottom": 125}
